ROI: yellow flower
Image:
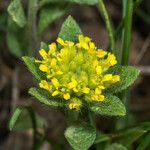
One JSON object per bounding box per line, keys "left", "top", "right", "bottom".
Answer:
{"left": 51, "top": 78, "right": 60, "bottom": 87}
{"left": 52, "top": 90, "right": 59, "bottom": 96}
{"left": 97, "top": 49, "right": 107, "bottom": 58}
{"left": 64, "top": 93, "right": 70, "bottom": 100}
{"left": 106, "top": 53, "right": 117, "bottom": 67}
{"left": 82, "top": 87, "right": 90, "bottom": 94}
{"left": 39, "top": 49, "right": 48, "bottom": 59}
{"left": 69, "top": 98, "right": 81, "bottom": 109}
{"left": 36, "top": 35, "right": 120, "bottom": 109}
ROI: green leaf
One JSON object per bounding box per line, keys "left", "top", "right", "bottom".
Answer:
{"left": 58, "top": 15, "right": 82, "bottom": 42}
{"left": 94, "top": 132, "right": 110, "bottom": 144}
{"left": 6, "top": 18, "right": 27, "bottom": 58}
{"left": 22, "top": 56, "right": 44, "bottom": 80}
{"left": 9, "top": 105, "right": 42, "bottom": 131}
{"left": 136, "top": 132, "right": 150, "bottom": 150}
{"left": 67, "top": 0, "right": 98, "bottom": 5}
{"left": 89, "top": 94, "right": 126, "bottom": 116}
{"left": 39, "top": 0, "right": 97, "bottom": 7}
{"left": 65, "top": 124, "right": 96, "bottom": 150}
{"left": 7, "top": 30, "right": 23, "bottom": 57}
{"left": 106, "top": 66, "right": 140, "bottom": 93}
{"left": 105, "top": 143, "right": 127, "bottom": 150}
{"left": 113, "top": 128, "right": 147, "bottom": 147}
{"left": 7, "top": 0, "right": 27, "bottom": 27}
{"left": 38, "top": 3, "right": 69, "bottom": 34}
{"left": 9, "top": 106, "right": 23, "bottom": 130}
{"left": 9, "top": 106, "right": 46, "bottom": 131}
{"left": 40, "top": 41, "right": 48, "bottom": 50}
{"left": 29, "top": 87, "right": 65, "bottom": 107}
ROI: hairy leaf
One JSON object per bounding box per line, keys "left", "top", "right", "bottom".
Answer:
{"left": 58, "top": 15, "right": 82, "bottom": 42}
{"left": 38, "top": 3, "right": 69, "bottom": 34}
{"left": 7, "top": 0, "right": 26, "bottom": 27}
{"left": 106, "top": 66, "right": 140, "bottom": 93}
{"left": 29, "top": 87, "right": 65, "bottom": 107}
{"left": 6, "top": 19, "right": 27, "bottom": 58}
{"left": 89, "top": 95, "right": 126, "bottom": 116}
{"left": 65, "top": 124, "right": 96, "bottom": 150}
{"left": 22, "top": 56, "right": 44, "bottom": 80}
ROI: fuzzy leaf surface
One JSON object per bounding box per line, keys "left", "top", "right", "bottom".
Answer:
{"left": 22, "top": 56, "right": 44, "bottom": 81}
{"left": 106, "top": 66, "right": 140, "bottom": 93}
{"left": 38, "top": 3, "right": 69, "bottom": 34}
{"left": 29, "top": 88, "right": 64, "bottom": 107}
{"left": 7, "top": 0, "right": 27, "bottom": 27}
{"left": 89, "top": 95, "right": 126, "bottom": 116}
{"left": 58, "top": 15, "right": 82, "bottom": 42}
{"left": 65, "top": 124, "right": 96, "bottom": 150}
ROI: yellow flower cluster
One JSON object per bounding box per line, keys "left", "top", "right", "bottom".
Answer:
{"left": 36, "top": 35, "right": 120, "bottom": 109}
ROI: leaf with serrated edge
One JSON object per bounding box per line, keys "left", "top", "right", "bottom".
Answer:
{"left": 58, "top": 15, "right": 82, "bottom": 42}
{"left": 29, "top": 87, "right": 64, "bottom": 107}
{"left": 65, "top": 124, "right": 96, "bottom": 150}
{"left": 89, "top": 95, "right": 126, "bottom": 116}
{"left": 106, "top": 66, "right": 140, "bottom": 93}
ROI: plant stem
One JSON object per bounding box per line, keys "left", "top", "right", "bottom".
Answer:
{"left": 97, "top": 0, "right": 116, "bottom": 54}
{"left": 27, "top": 0, "right": 39, "bottom": 57}
{"left": 28, "top": 107, "right": 38, "bottom": 150}
{"left": 121, "top": 0, "right": 133, "bottom": 65}
{"left": 88, "top": 111, "right": 99, "bottom": 150}
{"left": 115, "top": 0, "right": 134, "bottom": 130}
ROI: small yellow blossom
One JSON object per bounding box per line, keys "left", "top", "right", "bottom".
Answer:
{"left": 36, "top": 35, "right": 120, "bottom": 109}
{"left": 52, "top": 90, "right": 59, "bottom": 96}
{"left": 39, "top": 49, "right": 48, "bottom": 59}
{"left": 51, "top": 78, "right": 59, "bottom": 87}
{"left": 82, "top": 87, "right": 90, "bottom": 94}
{"left": 106, "top": 53, "right": 117, "bottom": 67}
{"left": 39, "top": 64, "right": 49, "bottom": 72}
{"left": 64, "top": 93, "right": 70, "bottom": 100}
{"left": 48, "top": 42, "right": 57, "bottom": 55}
{"left": 69, "top": 98, "right": 81, "bottom": 109}
{"left": 97, "top": 49, "right": 107, "bottom": 58}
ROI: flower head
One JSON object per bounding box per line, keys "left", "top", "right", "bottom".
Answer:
{"left": 36, "top": 35, "right": 120, "bottom": 109}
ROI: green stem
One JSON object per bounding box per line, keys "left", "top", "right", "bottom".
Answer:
{"left": 115, "top": 0, "right": 134, "bottom": 130}
{"left": 97, "top": 0, "right": 115, "bottom": 54}
{"left": 27, "top": 0, "right": 39, "bottom": 57}
{"left": 121, "top": 0, "right": 133, "bottom": 65}
{"left": 136, "top": 132, "right": 150, "bottom": 150}
{"left": 27, "top": 107, "right": 38, "bottom": 150}
{"left": 88, "top": 111, "right": 99, "bottom": 150}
